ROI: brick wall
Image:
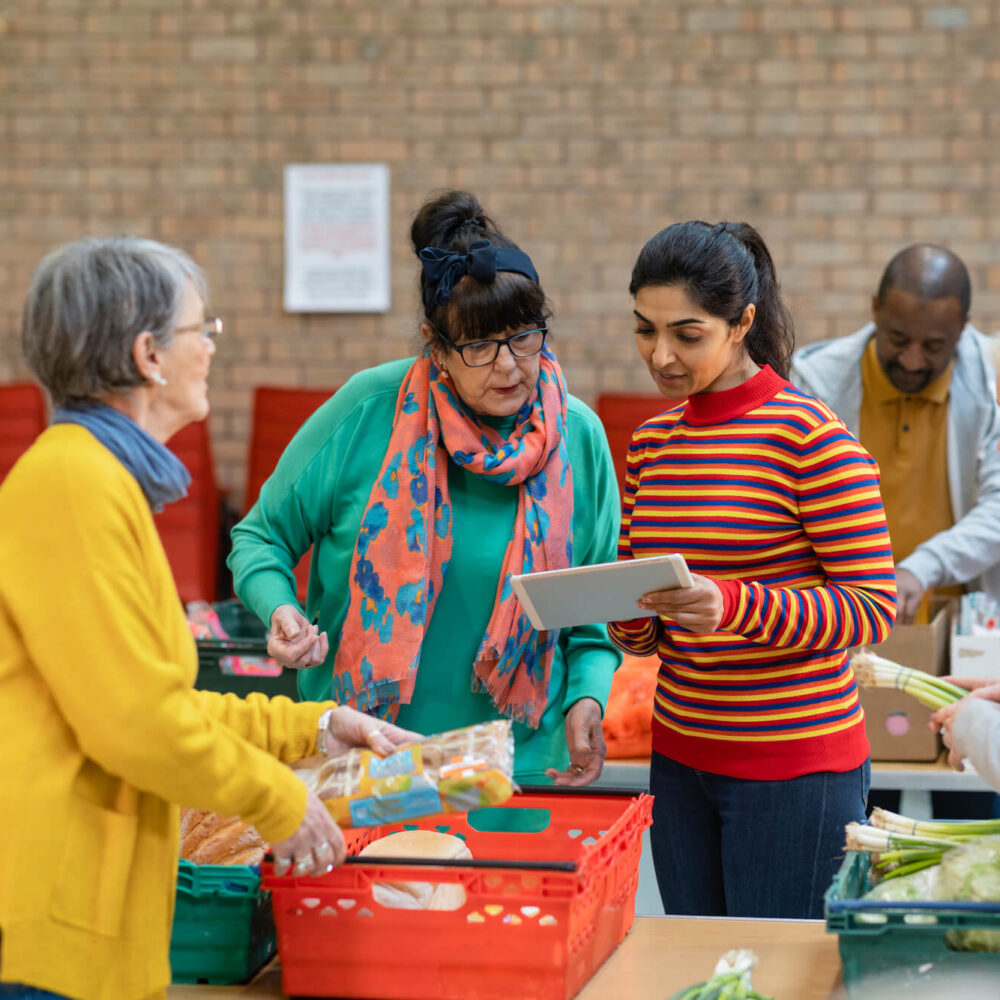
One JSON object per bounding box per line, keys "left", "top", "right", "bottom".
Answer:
{"left": 2, "top": 0, "right": 998, "bottom": 502}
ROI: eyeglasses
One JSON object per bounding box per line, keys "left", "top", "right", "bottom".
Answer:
{"left": 173, "top": 317, "right": 223, "bottom": 342}
{"left": 443, "top": 326, "right": 548, "bottom": 368}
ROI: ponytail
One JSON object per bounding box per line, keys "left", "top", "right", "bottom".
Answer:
{"left": 629, "top": 220, "right": 794, "bottom": 378}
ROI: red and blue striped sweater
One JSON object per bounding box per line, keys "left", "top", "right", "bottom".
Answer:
{"left": 608, "top": 365, "right": 896, "bottom": 780}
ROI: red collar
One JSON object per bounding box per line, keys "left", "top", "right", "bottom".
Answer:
{"left": 682, "top": 365, "right": 787, "bottom": 426}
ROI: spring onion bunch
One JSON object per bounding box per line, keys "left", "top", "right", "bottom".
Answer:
{"left": 846, "top": 809, "right": 1000, "bottom": 881}
{"left": 857, "top": 835, "right": 1000, "bottom": 951}
{"left": 668, "top": 950, "right": 774, "bottom": 1000}
{"left": 849, "top": 649, "right": 968, "bottom": 710}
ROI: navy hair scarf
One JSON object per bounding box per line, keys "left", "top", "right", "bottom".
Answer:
{"left": 418, "top": 239, "right": 538, "bottom": 314}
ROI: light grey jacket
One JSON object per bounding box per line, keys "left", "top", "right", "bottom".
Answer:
{"left": 791, "top": 324, "right": 1000, "bottom": 601}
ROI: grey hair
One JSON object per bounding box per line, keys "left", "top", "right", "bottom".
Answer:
{"left": 22, "top": 236, "right": 208, "bottom": 406}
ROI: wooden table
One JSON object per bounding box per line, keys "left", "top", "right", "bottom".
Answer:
{"left": 166, "top": 915, "right": 843, "bottom": 1000}
{"left": 597, "top": 754, "right": 992, "bottom": 796}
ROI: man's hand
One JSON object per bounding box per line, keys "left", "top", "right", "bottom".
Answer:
{"left": 268, "top": 604, "right": 328, "bottom": 669}
{"left": 545, "top": 698, "right": 606, "bottom": 786}
{"left": 636, "top": 573, "right": 724, "bottom": 634}
{"left": 894, "top": 568, "right": 925, "bottom": 624}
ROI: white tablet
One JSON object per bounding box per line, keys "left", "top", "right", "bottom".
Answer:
{"left": 510, "top": 554, "right": 693, "bottom": 631}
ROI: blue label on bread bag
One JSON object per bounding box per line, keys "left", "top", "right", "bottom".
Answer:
{"left": 349, "top": 784, "right": 442, "bottom": 827}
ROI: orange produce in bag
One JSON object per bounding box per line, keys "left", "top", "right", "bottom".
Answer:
{"left": 602, "top": 654, "right": 660, "bottom": 759}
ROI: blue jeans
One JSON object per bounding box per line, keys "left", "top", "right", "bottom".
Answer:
{"left": 648, "top": 750, "right": 870, "bottom": 919}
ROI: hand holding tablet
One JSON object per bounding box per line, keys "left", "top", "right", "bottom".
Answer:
{"left": 510, "top": 554, "right": 693, "bottom": 631}
{"left": 636, "top": 572, "right": 727, "bottom": 634}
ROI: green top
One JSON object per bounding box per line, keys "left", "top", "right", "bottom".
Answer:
{"left": 229, "top": 358, "right": 622, "bottom": 781}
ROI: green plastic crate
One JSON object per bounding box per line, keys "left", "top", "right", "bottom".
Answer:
{"left": 194, "top": 599, "right": 300, "bottom": 699}
{"left": 170, "top": 859, "right": 276, "bottom": 985}
{"left": 825, "top": 850, "right": 1000, "bottom": 996}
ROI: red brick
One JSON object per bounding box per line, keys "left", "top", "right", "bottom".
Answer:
{"left": 190, "top": 36, "right": 257, "bottom": 62}
{"left": 840, "top": 7, "right": 915, "bottom": 30}
{"left": 4, "top": 1, "right": 1000, "bottom": 492}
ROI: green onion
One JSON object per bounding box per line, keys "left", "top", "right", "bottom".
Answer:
{"left": 846, "top": 809, "right": 1000, "bottom": 882}
{"left": 667, "top": 950, "right": 774, "bottom": 1000}
{"left": 870, "top": 807, "right": 1000, "bottom": 840}
{"left": 849, "top": 649, "right": 968, "bottom": 708}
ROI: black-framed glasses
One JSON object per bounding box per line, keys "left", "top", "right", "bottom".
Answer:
{"left": 444, "top": 326, "right": 548, "bottom": 368}
{"left": 173, "top": 317, "right": 223, "bottom": 342}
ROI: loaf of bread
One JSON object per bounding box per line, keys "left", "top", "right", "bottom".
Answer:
{"left": 179, "top": 808, "right": 268, "bottom": 866}
{"left": 359, "top": 830, "right": 471, "bottom": 910}
{"left": 294, "top": 719, "right": 515, "bottom": 828}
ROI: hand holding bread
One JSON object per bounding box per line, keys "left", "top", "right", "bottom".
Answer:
{"left": 272, "top": 790, "right": 345, "bottom": 877}
{"left": 321, "top": 705, "right": 420, "bottom": 758}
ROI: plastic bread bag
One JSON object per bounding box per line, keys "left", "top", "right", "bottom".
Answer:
{"left": 293, "top": 719, "right": 517, "bottom": 828}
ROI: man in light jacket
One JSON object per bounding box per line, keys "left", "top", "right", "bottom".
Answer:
{"left": 791, "top": 244, "right": 1000, "bottom": 623}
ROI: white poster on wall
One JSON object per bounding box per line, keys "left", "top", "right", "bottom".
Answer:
{"left": 283, "top": 163, "right": 390, "bottom": 313}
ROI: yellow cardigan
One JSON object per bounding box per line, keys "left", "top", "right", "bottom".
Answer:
{"left": 0, "top": 425, "right": 333, "bottom": 1000}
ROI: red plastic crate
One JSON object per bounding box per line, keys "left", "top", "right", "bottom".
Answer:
{"left": 263, "top": 789, "right": 652, "bottom": 1000}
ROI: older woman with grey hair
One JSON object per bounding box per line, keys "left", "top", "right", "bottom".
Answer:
{"left": 0, "top": 236, "right": 415, "bottom": 1000}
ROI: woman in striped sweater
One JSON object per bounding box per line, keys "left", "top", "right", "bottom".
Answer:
{"left": 608, "top": 222, "right": 897, "bottom": 919}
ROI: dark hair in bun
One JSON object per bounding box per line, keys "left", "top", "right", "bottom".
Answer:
{"left": 411, "top": 190, "right": 548, "bottom": 346}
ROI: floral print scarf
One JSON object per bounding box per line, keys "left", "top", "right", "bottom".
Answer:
{"left": 332, "top": 346, "right": 573, "bottom": 728}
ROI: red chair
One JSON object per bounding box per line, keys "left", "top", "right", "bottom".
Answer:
{"left": 0, "top": 382, "right": 46, "bottom": 482}
{"left": 155, "top": 420, "right": 220, "bottom": 603}
{"left": 595, "top": 392, "right": 672, "bottom": 498}
{"left": 246, "top": 386, "right": 337, "bottom": 603}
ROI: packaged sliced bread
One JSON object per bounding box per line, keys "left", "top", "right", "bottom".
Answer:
{"left": 294, "top": 719, "right": 516, "bottom": 829}
{"left": 359, "top": 830, "right": 471, "bottom": 910}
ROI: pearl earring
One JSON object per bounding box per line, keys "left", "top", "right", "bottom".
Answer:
{"left": 151, "top": 373, "right": 167, "bottom": 387}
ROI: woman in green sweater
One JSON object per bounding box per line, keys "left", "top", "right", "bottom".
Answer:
{"left": 229, "top": 191, "right": 621, "bottom": 785}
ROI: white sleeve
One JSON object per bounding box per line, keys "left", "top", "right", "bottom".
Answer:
{"left": 950, "top": 698, "right": 1000, "bottom": 793}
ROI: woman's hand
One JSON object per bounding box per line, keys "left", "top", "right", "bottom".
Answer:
{"left": 322, "top": 705, "right": 421, "bottom": 757}
{"left": 545, "top": 698, "right": 606, "bottom": 786}
{"left": 930, "top": 703, "right": 967, "bottom": 771}
{"left": 930, "top": 681, "right": 1000, "bottom": 770}
{"left": 268, "top": 604, "right": 328, "bottom": 669}
{"left": 637, "top": 573, "right": 724, "bottom": 634}
{"left": 945, "top": 677, "right": 1000, "bottom": 694}
{"left": 272, "top": 790, "right": 345, "bottom": 877}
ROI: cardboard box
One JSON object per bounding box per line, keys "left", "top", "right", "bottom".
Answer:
{"left": 950, "top": 624, "right": 1000, "bottom": 680}
{"left": 856, "top": 604, "right": 950, "bottom": 763}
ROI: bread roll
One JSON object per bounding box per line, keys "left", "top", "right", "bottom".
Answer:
{"left": 179, "top": 808, "right": 268, "bottom": 866}
{"left": 359, "top": 830, "right": 471, "bottom": 910}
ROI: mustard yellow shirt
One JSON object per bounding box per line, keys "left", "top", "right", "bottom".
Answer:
{"left": 0, "top": 425, "right": 333, "bottom": 1000}
{"left": 859, "top": 338, "right": 960, "bottom": 601}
